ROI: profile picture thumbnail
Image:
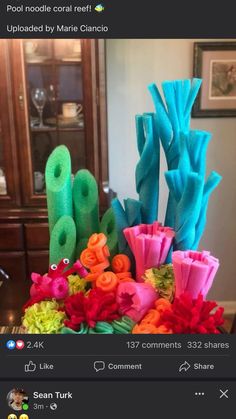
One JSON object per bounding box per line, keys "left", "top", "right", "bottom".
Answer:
{"left": 7, "top": 388, "right": 29, "bottom": 411}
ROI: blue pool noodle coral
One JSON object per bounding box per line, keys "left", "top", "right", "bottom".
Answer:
{"left": 165, "top": 130, "right": 222, "bottom": 251}
{"left": 112, "top": 78, "right": 221, "bottom": 262}
{"left": 148, "top": 79, "right": 202, "bottom": 228}
{"left": 135, "top": 113, "right": 160, "bottom": 223}
{"left": 112, "top": 112, "right": 160, "bottom": 258}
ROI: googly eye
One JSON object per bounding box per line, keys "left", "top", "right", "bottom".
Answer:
{"left": 51, "top": 264, "right": 57, "bottom": 271}
{"left": 63, "top": 258, "right": 70, "bottom": 265}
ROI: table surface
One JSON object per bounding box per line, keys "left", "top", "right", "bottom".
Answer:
{"left": 0, "top": 279, "right": 29, "bottom": 327}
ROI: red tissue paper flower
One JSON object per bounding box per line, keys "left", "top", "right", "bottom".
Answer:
{"left": 63, "top": 292, "right": 85, "bottom": 331}
{"left": 64, "top": 288, "right": 119, "bottom": 330}
{"left": 161, "top": 292, "right": 224, "bottom": 334}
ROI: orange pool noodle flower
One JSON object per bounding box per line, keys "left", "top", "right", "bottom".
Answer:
{"left": 96, "top": 271, "right": 119, "bottom": 292}
{"left": 112, "top": 254, "right": 131, "bottom": 273}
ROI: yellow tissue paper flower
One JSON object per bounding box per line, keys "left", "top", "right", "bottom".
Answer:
{"left": 22, "top": 300, "right": 65, "bottom": 334}
{"left": 68, "top": 274, "right": 87, "bottom": 295}
{"left": 143, "top": 264, "right": 175, "bottom": 302}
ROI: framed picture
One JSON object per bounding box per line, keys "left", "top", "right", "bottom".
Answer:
{"left": 192, "top": 42, "right": 236, "bottom": 117}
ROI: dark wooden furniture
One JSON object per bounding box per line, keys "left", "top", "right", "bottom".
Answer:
{"left": 0, "top": 39, "right": 109, "bottom": 306}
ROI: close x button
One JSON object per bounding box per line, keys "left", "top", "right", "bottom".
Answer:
{"left": 219, "top": 389, "right": 229, "bottom": 399}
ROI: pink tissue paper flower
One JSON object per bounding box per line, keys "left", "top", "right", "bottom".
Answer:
{"left": 116, "top": 282, "right": 157, "bottom": 322}
{"left": 124, "top": 221, "right": 175, "bottom": 281}
{"left": 172, "top": 250, "right": 219, "bottom": 299}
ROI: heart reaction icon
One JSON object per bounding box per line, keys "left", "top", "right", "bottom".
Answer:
{"left": 16, "top": 340, "right": 25, "bottom": 350}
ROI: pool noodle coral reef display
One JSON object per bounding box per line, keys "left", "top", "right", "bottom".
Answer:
{"left": 22, "top": 79, "right": 224, "bottom": 334}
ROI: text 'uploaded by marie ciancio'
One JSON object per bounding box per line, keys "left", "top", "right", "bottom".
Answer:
{"left": 5, "top": 3, "right": 109, "bottom": 34}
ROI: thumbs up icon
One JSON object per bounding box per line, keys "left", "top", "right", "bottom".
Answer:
{"left": 25, "top": 360, "right": 37, "bottom": 372}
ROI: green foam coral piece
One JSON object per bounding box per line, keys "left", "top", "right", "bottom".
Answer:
{"left": 73, "top": 169, "right": 99, "bottom": 242}
{"left": 100, "top": 207, "right": 119, "bottom": 259}
{"left": 88, "top": 321, "right": 114, "bottom": 334}
{"left": 61, "top": 324, "right": 88, "bottom": 334}
{"left": 112, "top": 316, "right": 136, "bottom": 334}
{"left": 75, "top": 238, "right": 89, "bottom": 260}
{"left": 45, "top": 145, "right": 73, "bottom": 234}
{"left": 49, "top": 215, "right": 76, "bottom": 265}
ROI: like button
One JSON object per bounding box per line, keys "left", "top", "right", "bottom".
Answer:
{"left": 25, "top": 360, "right": 37, "bottom": 373}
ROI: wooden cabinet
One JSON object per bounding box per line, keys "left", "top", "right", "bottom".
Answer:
{"left": 27, "top": 251, "right": 50, "bottom": 276}
{"left": 0, "top": 224, "right": 24, "bottom": 250}
{"left": 24, "top": 223, "right": 49, "bottom": 249}
{"left": 0, "top": 39, "right": 110, "bottom": 293}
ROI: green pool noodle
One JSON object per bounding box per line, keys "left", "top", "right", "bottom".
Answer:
{"left": 73, "top": 169, "right": 99, "bottom": 241}
{"left": 88, "top": 322, "right": 114, "bottom": 334}
{"left": 61, "top": 324, "right": 88, "bottom": 334}
{"left": 75, "top": 238, "right": 89, "bottom": 260}
{"left": 45, "top": 145, "right": 73, "bottom": 234}
{"left": 112, "top": 316, "right": 136, "bottom": 334}
{"left": 49, "top": 215, "right": 76, "bottom": 265}
{"left": 100, "top": 207, "right": 118, "bottom": 259}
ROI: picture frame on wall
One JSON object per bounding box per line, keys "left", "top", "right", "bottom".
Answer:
{"left": 192, "top": 42, "right": 236, "bottom": 117}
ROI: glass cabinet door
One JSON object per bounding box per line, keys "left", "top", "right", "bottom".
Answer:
{"left": 10, "top": 39, "right": 108, "bottom": 208}
{"left": 0, "top": 39, "right": 20, "bottom": 207}
{"left": 23, "top": 39, "right": 86, "bottom": 195}
{"left": 0, "top": 130, "right": 7, "bottom": 196}
{"left": 0, "top": 41, "right": 8, "bottom": 198}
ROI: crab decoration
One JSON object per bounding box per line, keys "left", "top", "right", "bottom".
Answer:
{"left": 30, "top": 258, "right": 88, "bottom": 301}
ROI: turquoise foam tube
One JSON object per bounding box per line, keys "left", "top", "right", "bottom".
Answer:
{"left": 193, "top": 171, "right": 222, "bottom": 249}
{"left": 135, "top": 113, "right": 160, "bottom": 223}
{"left": 148, "top": 79, "right": 202, "bottom": 228}
{"left": 124, "top": 198, "right": 142, "bottom": 227}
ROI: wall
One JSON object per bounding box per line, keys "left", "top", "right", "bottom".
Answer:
{"left": 106, "top": 39, "right": 236, "bottom": 301}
